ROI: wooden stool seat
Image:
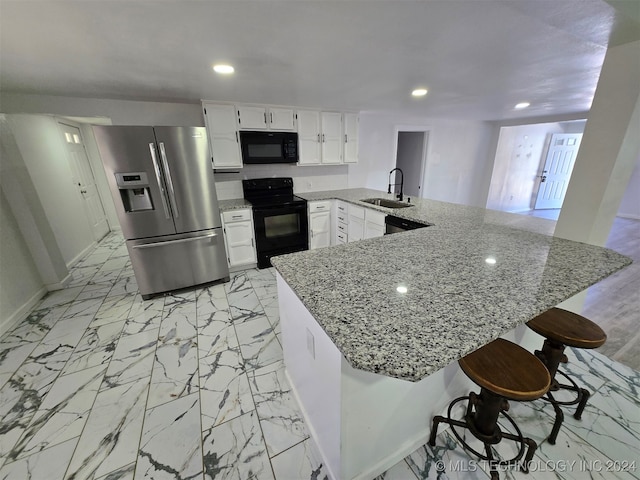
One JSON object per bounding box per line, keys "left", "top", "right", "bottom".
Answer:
{"left": 459, "top": 338, "right": 551, "bottom": 401}
{"left": 527, "top": 307, "right": 606, "bottom": 349}
{"left": 526, "top": 307, "right": 607, "bottom": 445}
{"left": 430, "top": 338, "right": 551, "bottom": 479}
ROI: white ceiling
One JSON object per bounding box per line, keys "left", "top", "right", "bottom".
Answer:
{"left": 1, "top": 0, "right": 639, "bottom": 121}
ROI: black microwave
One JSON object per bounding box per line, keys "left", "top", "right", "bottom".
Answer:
{"left": 239, "top": 131, "right": 298, "bottom": 164}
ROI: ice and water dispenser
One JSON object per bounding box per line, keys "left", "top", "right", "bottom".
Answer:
{"left": 115, "top": 172, "right": 154, "bottom": 212}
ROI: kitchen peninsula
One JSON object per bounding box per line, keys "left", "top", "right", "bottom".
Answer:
{"left": 270, "top": 189, "right": 632, "bottom": 480}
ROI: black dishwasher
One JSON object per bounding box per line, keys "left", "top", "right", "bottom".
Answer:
{"left": 385, "top": 215, "right": 432, "bottom": 234}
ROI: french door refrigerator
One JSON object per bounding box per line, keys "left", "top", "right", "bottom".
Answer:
{"left": 93, "top": 126, "right": 229, "bottom": 299}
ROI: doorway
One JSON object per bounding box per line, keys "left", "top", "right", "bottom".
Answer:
{"left": 394, "top": 129, "right": 429, "bottom": 199}
{"left": 59, "top": 121, "right": 110, "bottom": 242}
{"left": 534, "top": 133, "right": 583, "bottom": 210}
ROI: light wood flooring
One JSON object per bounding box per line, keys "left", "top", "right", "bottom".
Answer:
{"left": 523, "top": 210, "right": 639, "bottom": 370}
{"left": 582, "top": 216, "right": 640, "bottom": 370}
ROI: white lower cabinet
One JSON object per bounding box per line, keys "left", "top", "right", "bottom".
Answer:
{"left": 309, "top": 201, "right": 332, "bottom": 249}
{"left": 334, "top": 201, "right": 348, "bottom": 244}
{"left": 348, "top": 205, "right": 365, "bottom": 242}
{"left": 364, "top": 209, "right": 386, "bottom": 239}
{"left": 221, "top": 209, "right": 257, "bottom": 269}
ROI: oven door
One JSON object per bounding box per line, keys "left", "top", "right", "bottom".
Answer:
{"left": 252, "top": 203, "right": 308, "bottom": 268}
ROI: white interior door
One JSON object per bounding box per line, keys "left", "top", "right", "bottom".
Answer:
{"left": 60, "top": 122, "right": 110, "bottom": 241}
{"left": 534, "top": 133, "right": 582, "bottom": 210}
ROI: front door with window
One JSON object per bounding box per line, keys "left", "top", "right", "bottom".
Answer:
{"left": 60, "top": 122, "right": 110, "bottom": 241}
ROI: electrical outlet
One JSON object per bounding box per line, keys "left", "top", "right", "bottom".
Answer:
{"left": 306, "top": 328, "right": 315, "bottom": 359}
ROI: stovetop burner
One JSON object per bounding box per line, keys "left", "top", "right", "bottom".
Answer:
{"left": 242, "top": 177, "right": 306, "bottom": 208}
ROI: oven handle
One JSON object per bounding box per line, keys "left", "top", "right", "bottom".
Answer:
{"left": 252, "top": 204, "right": 307, "bottom": 212}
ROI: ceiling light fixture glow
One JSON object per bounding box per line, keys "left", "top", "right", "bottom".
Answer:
{"left": 412, "top": 88, "right": 428, "bottom": 97}
{"left": 396, "top": 285, "right": 408, "bottom": 294}
{"left": 213, "top": 64, "right": 234, "bottom": 74}
{"left": 514, "top": 102, "right": 530, "bottom": 109}
{"left": 485, "top": 257, "right": 497, "bottom": 265}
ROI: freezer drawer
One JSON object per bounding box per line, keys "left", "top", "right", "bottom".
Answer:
{"left": 126, "top": 228, "right": 229, "bottom": 299}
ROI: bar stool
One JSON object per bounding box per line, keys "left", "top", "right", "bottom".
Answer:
{"left": 429, "top": 338, "right": 551, "bottom": 480}
{"left": 526, "top": 307, "right": 607, "bottom": 444}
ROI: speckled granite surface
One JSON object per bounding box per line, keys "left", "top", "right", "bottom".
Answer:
{"left": 218, "top": 198, "right": 252, "bottom": 211}
{"left": 272, "top": 189, "right": 632, "bottom": 382}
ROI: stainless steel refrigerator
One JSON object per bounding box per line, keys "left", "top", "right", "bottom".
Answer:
{"left": 93, "top": 126, "right": 229, "bottom": 299}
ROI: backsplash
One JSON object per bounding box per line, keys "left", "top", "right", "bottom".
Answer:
{"left": 214, "top": 164, "right": 349, "bottom": 200}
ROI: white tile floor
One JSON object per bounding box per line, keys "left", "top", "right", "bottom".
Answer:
{"left": 1, "top": 232, "right": 638, "bottom": 480}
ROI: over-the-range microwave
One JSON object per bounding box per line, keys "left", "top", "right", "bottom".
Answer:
{"left": 239, "top": 131, "right": 298, "bottom": 164}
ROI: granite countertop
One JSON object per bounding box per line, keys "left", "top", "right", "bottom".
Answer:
{"left": 218, "top": 198, "right": 252, "bottom": 211}
{"left": 271, "top": 188, "right": 632, "bottom": 382}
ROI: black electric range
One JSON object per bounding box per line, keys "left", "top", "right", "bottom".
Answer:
{"left": 242, "top": 178, "right": 308, "bottom": 268}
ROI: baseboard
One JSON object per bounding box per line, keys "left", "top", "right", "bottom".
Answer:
{"left": 66, "top": 241, "right": 97, "bottom": 269}
{"left": 0, "top": 286, "right": 48, "bottom": 337}
{"left": 617, "top": 213, "right": 640, "bottom": 221}
{"left": 45, "top": 272, "right": 73, "bottom": 291}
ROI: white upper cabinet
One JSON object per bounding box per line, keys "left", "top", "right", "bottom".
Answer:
{"left": 269, "top": 107, "right": 296, "bottom": 130}
{"left": 202, "top": 100, "right": 357, "bottom": 167}
{"left": 343, "top": 113, "right": 359, "bottom": 164}
{"left": 237, "top": 105, "right": 267, "bottom": 129}
{"left": 237, "top": 105, "right": 296, "bottom": 131}
{"left": 297, "top": 110, "right": 344, "bottom": 165}
{"left": 320, "top": 112, "right": 343, "bottom": 164}
{"left": 297, "top": 110, "right": 322, "bottom": 165}
{"left": 202, "top": 103, "right": 242, "bottom": 169}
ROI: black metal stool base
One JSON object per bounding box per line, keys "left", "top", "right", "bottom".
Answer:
{"left": 535, "top": 342, "right": 591, "bottom": 444}
{"left": 429, "top": 389, "right": 539, "bottom": 480}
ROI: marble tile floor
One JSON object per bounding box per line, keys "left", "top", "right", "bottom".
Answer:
{"left": 1, "top": 232, "right": 639, "bottom": 480}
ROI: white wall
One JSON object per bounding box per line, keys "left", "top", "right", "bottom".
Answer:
{"left": 351, "top": 112, "right": 495, "bottom": 207}
{"left": 486, "top": 120, "right": 587, "bottom": 212}
{"left": 617, "top": 154, "right": 640, "bottom": 220}
{"left": 0, "top": 190, "right": 45, "bottom": 335}
{"left": 0, "top": 93, "right": 204, "bottom": 126}
{"left": 8, "top": 114, "right": 95, "bottom": 266}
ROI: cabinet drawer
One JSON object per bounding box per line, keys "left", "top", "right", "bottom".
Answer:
{"left": 336, "top": 213, "right": 347, "bottom": 224}
{"left": 337, "top": 223, "right": 347, "bottom": 234}
{"left": 222, "top": 209, "right": 252, "bottom": 223}
{"left": 309, "top": 201, "right": 332, "bottom": 213}
{"left": 336, "top": 201, "right": 348, "bottom": 214}
{"left": 336, "top": 232, "right": 347, "bottom": 243}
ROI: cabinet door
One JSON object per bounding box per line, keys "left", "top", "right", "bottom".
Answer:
{"left": 224, "top": 221, "right": 257, "bottom": 266}
{"left": 343, "top": 113, "right": 359, "bottom": 164}
{"left": 364, "top": 222, "right": 385, "bottom": 239}
{"left": 203, "top": 104, "right": 242, "bottom": 169}
{"left": 237, "top": 106, "right": 268, "bottom": 130}
{"left": 297, "top": 110, "right": 322, "bottom": 165}
{"left": 309, "top": 210, "right": 331, "bottom": 249}
{"left": 321, "top": 112, "right": 343, "bottom": 164}
{"left": 269, "top": 107, "right": 296, "bottom": 130}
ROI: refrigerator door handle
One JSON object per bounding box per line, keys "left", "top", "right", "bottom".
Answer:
{"left": 149, "top": 143, "right": 171, "bottom": 220}
{"left": 158, "top": 142, "right": 179, "bottom": 218}
{"left": 132, "top": 232, "right": 218, "bottom": 249}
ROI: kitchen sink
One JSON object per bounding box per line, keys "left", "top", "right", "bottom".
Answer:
{"left": 361, "top": 198, "right": 414, "bottom": 209}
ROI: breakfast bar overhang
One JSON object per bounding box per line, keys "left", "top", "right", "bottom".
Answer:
{"left": 271, "top": 193, "right": 631, "bottom": 480}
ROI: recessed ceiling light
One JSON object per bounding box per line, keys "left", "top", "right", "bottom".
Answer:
{"left": 213, "top": 64, "right": 234, "bottom": 74}
{"left": 396, "top": 285, "right": 408, "bottom": 294}
{"left": 485, "top": 257, "right": 497, "bottom": 265}
{"left": 514, "top": 102, "right": 530, "bottom": 109}
{"left": 412, "top": 88, "right": 428, "bottom": 97}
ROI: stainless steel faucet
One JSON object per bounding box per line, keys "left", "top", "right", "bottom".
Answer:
{"left": 388, "top": 168, "right": 404, "bottom": 202}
